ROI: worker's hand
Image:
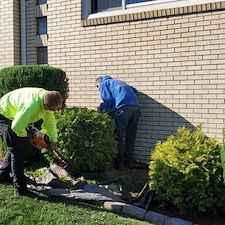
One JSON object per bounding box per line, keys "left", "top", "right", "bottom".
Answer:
{"left": 48, "top": 142, "right": 58, "bottom": 152}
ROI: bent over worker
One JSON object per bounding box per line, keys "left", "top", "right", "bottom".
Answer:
{"left": 0, "top": 87, "right": 63, "bottom": 196}
{"left": 96, "top": 76, "right": 140, "bottom": 170}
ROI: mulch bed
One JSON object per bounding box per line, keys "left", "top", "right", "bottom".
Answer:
{"left": 80, "top": 166, "right": 225, "bottom": 225}
{"left": 1, "top": 155, "right": 225, "bottom": 225}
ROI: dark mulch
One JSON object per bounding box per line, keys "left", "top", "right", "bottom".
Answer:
{"left": 80, "top": 166, "right": 225, "bottom": 225}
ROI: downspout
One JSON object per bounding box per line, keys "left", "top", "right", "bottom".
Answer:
{"left": 20, "top": 0, "right": 26, "bottom": 65}
{"left": 122, "top": 0, "right": 126, "bottom": 10}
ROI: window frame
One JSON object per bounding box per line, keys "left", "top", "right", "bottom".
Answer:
{"left": 37, "top": 47, "right": 48, "bottom": 65}
{"left": 37, "top": 0, "right": 47, "bottom": 5}
{"left": 37, "top": 17, "right": 47, "bottom": 35}
{"left": 83, "top": 0, "right": 223, "bottom": 20}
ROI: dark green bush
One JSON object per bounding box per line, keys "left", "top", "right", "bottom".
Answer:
{"left": 221, "top": 126, "right": 225, "bottom": 185}
{"left": 0, "top": 65, "right": 69, "bottom": 102}
{"left": 149, "top": 126, "right": 225, "bottom": 213}
{"left": 0, "top": 65, "right": 69, "bottom": 160}
{"left": 42, "top": 107, "right": 118, "bottom": 173}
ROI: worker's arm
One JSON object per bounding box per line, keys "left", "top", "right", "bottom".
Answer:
{"left": 98, "top": 85, "right": 114, "bottom": 112}
{"left": 48, "top": 142, "right": 57, "bottom": 151}
{"left": 42, "top": 111, "right": 58, "bottom": 142}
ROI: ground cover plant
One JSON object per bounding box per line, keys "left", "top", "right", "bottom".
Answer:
{"left": 0, "top": 184, "right": 152, "bottom": 225}
{"left": 149, "top": 125, "right": 225, "bottom": 214}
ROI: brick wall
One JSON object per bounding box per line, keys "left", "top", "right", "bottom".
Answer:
{"left": 46, "top": 1, "right": 225, "bottom": 163}
{"left": 1, "top": 1, "right": 225, "bottom": 163}
{"left": 26, "top": 0, "right": 37, "bottom": 64}
{"left": 26, "top": 1, "right": 48, "bottom": 64}
{"left": 0, "top": 0, "right": 20, "bottom": 67}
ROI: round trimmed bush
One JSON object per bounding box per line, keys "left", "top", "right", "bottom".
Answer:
{"left": 0, "top": 65, "right": 69, "bottom": 102}
{"left": 149, "top": 126, "right": 225, "bottom": 213}
{"left": 43, "top": 107, "right": 118, "bottom": 173}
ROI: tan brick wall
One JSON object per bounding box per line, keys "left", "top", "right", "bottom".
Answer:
{"left": 0, "top": 0, "right": 20, "bottom": 68}
{"left": 26, "top": 0, "right": 37, "bottom": 64}
{"left": 46, "top": 1, "right": 225, "bottom": 163}
{"left": 26, "top": 1, "right": 48, "bottom": 63}
{"left": 1, "top": 1, "right": 224, "bottom": 163}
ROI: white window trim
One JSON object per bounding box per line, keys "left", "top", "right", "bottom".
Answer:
{"left": 83, "top": 0, "right": 223, "bottom": 20}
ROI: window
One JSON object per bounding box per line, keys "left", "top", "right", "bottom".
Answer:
{"left": 92, "top": 0, "right": 121, "bottom": 12}
{"left": 37, "top": 17, "right": 47, "bottom": 35}
{"left": 91, "top": 0, "right": 161, "bottom": 13}
{"left": 126, "top": 0, "right": 154, "bottom": 4}
{"left": 37, "top": 47, "right": 48, "bottom": 64}
{"left": 84, "top": 0, "right": 222, "bottom": 21}
{"left": 37, "top": 0, "right": 47, "bottom": 5}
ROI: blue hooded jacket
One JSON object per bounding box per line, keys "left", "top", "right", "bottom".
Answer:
{"left": 98, "top": 76, "right": 139, "bottom": 112}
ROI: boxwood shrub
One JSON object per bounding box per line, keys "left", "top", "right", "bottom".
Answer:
{"left": 149, "top": 126, "right": 225, "bottom": 213}
{"left": 0, "top": 65, "right": 69, "bottom": 102}
{"left": 42, "top": 107, "right": 118, "bottom": 173}
{"left": 0, "top": 65, "right": 69, "bottom": 161}
{"left": 221, "top": 126, "right": 225, "bottom": 185}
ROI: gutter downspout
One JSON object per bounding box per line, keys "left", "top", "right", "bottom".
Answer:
{"left": 20, "top": 0, "right": 26, "bottom": 65}
{"left": 122, "top": 0, "right": 126, "bottom": 10}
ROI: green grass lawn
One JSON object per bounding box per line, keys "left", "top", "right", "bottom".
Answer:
{"left": 0, "top": 184, "right": 152, "bottom": 225}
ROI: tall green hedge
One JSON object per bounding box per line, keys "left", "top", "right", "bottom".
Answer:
{"left": 0, "top": 65, "right": 69, "bottom": 102}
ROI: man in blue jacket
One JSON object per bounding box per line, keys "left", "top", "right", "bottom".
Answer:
{"left": 96, "top": 76, "right": 140, "bottom": 169}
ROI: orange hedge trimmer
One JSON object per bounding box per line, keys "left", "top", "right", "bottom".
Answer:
{"left": 26, "top": 125, "right": 49, "bottom": 149}
{"left": 26, "top": 125, "right": 68, "bottom": 166}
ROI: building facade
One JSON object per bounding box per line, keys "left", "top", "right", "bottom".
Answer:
{"left": 0, "top": 0, "right": 225, "bottom": 163}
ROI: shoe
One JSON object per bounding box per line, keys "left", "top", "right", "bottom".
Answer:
{"left": 14, "top": 188, "right": 38, "bottom": 198}
{"left": 125, "top": 160, "right": 148, "bottom": 169}
{"left": 114, "top": 162, "right": 124, "bottom": 170}
{"left": 0, "top": 174, "right": 5, "bottom": 183}
{"left": 0, "top": 174, "right": 12, "bottom": 185}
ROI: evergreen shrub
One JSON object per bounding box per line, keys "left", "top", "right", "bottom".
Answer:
{"left": 42, "top": 107, "right": 118, "bottom": 173}
{"left": 149, "top": 126, "right": 225, "bottom": 213}
{"left": 0, "top": 65, "right": 69, "bottom": 160}
{"left": 221, "top": 126, "right": 225, "bottom": 185}
{"left": 0, "top": 65, "right": 69, "bottom": 101}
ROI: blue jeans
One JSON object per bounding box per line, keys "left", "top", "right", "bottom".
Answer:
{"left": 0, "top": 115, "right": 27, "bottom": 190}
{"left": 113, "top": 105, "right": 139, "bottom": 166}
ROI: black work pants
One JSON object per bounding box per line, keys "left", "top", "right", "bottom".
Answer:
{"left": 113, "top": 105, "right": 139, "bottom": 166}
{"left": 0, "top": 115, "right": 27, "bottom": 190}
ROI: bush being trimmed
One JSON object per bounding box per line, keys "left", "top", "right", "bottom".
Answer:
{"left": 42, "top": 107, "right": 118, "bottom": 173}
{"left": 149, "top": 126, "right": 225, "bottom": 214}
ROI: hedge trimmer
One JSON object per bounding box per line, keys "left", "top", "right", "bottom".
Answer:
{"left": 26, "top": 125, "right": 69, "bottom": 166}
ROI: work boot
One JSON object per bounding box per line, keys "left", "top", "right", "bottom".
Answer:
{"left": 0, "top": 174, "right": 12, "bottom": 185}
{"left": 113, "top": 162, "right": 124, "bottom": 170}
{"left": 14, "top": 188, "right": 38, "bottom": 198}
{"left": 125, "top": 159, "right": 148, "bottom": 169}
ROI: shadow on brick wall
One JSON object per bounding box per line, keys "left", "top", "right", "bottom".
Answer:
{"left": 135, "top": 92, "right": 195, "bottom": 162}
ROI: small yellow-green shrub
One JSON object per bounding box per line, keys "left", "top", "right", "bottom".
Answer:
{"left": 149, "top": 126, "right": 225, "bottom": 213}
